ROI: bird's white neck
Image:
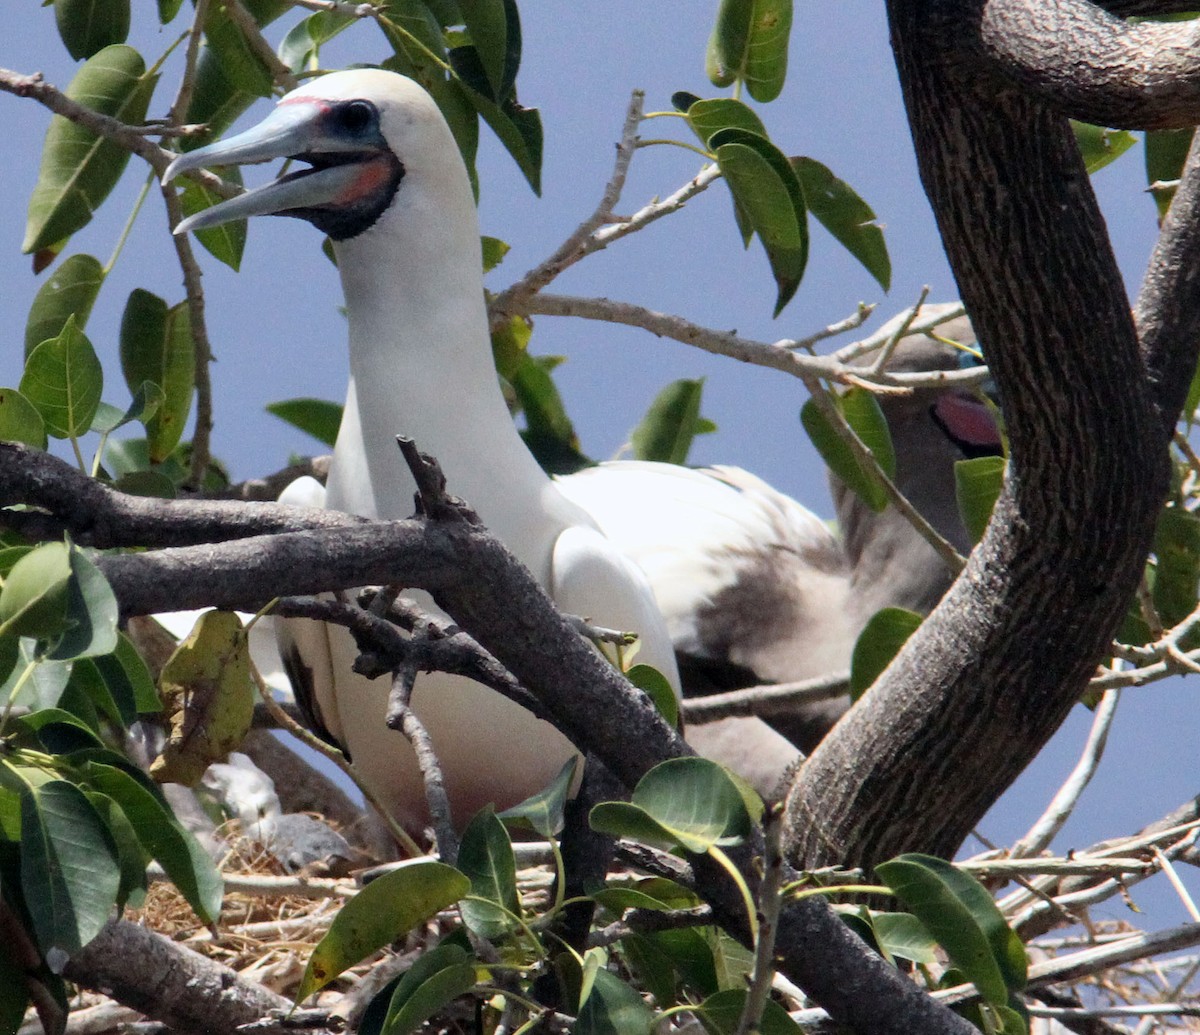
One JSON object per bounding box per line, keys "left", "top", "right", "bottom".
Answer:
{"left": 323, "top": 179, "right": 577, "bottom": 584}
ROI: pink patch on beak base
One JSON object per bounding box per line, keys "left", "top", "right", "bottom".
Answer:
{"left": 335, "top": 156, "right": 395, "bottom": 205}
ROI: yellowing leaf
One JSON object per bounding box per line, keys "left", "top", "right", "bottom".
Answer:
{"left": 150, "top": 610, "right": 255, "bottom": 786}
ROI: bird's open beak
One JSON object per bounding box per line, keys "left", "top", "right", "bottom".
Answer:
{"left": 163, "top": 100, "right": 392, "bottom": 236}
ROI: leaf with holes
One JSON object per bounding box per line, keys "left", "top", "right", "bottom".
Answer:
{"left": 149, "top": 610, "right": 254, "bottom": 786}
{"left": 705, "top": 0, "right": 793, "bottom": 102}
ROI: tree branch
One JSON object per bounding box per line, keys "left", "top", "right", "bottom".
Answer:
{"left": 976, "top": 0, "right": 1200, "bottom": 129}
{"left": 785, "top": 0, "right": 1170, "bottom": 871}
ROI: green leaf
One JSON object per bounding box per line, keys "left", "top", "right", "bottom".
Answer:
{"left": 277, "top": 10, "right": 355, "bottom": 72}
{"left": 93, "top": 631, "right": 160, "bottom": 715}
{"left": 91, "top": 381, "right": 165, "bottom": 436}
{"left": 455, "top": 0, "right": 521, "bottom": 102}
{"left": 498, "top": 756, "right": 576, "bottom": 838}
{"left": 119, "top": 290, "right": 196, "bottom": 463}
{"left": 575, "top": 966, "right": 655, "bottom": 1035}
{"left": 619, "top": 933, "right": 679, "bottom": 1006}
{"left": 876, "top": 853, "right": 1027, "bottom": 1005}
{"left": 954, "top": 455, "right": 1006, "bottom": 544}
{"left": 44, "top": 544, "right": 120, "bottom": 661}
{"left": 592, "top": 876, "right": 701, "bottom": 914}
{"left": 86, "top": 790, "right": 149, "bottom": 910}
{"left": 791, "top": 157, "right": 890, "bottom": 291}
{"left": 20, "top": 779, "right": 121, "bottom": 958}
{"left": 638, "top": 927, "right": 719, "bottom": 996}
{"left": 1153, "top": 507, "right": 1200, "bottom": 628}
{"left": 457, "top": 806, "right": 519, "bottom": 939}
{"left": 24, "top": 253, "right": 105, "bottom": 358}
{"left": 266, "top": 398, "right": 344, "bottom": 448}
{"left": 512, "top": 354, "right": 592, "bottom": 474}
{"left": 801, "top": 390, "right": 893, "bottom": 513}
{"left": 481, "top": 235, "right": 510, "bottom": 273}
{"left": 381, "top": 942, "right": 477, "bottom": 1035}
{"left": 694, "top": 988, "right": 802, "bottom": 1034}
{"left": 82, "top": 761, "right": 223, "bottom": 923}
{"left": 849, "top": 607, "right": 923, "bottom": 701}
{"left": 630, "top": 379, "right": 706, "bottom": 465}
{"left": 711, "top": 127, "right": 807, "bottom": 315}
{"left": 24, "top": 47, "right": 157, "bottom": 253}
{"left": 0, "top": 388, "right": 49, "bottom": 450}
{"left": 1070, "top": 121, "right": 1137, "bottom": 175}
{"left": 202, "top": 5, "right": 273, "bottom": 97}
{"left": 678, "top": 96, "right": 767, "bottom": 146}
{"left": 1146, "top": 128, "right": 1194, "bottom": 220}
{"left": 456, "top": 84, "right": 542, "bottom": 195}
{"left": 626, "top": 664, "right": 679, "bottom": 729}
{"left": 178, "top": 166, "right": 246, "bottom": 270}
{"left": 590, "top": 757, "right": 755, "bottom": 854}
{"left": 0, "top": 947, "right": 30, "bottom": 1035}
{"left": 150, "top": 611, "right": 255, "bottom": 786}
{"left": 871, "top": 912, "right": 939, "bottom": 966}
{"left": 20, "top": 316, "right": 104, "bottom": 439}
{"left": 296, "top": 860, "right": 469, "bottom": 1002}
{"left": 0, "top": 542, "right": 72, "bottom": 641}
{"left": 706, "top": 0, "right": 793, "bottom": 102}
{"left": 54, "top": 0, "right": 130, "bottom": 60}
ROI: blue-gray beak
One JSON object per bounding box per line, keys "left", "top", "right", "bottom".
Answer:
{"left": 163, "top": 99, "right": 394, "bottom": 237}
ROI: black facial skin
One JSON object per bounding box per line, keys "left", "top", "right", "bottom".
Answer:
{"left": 276, "top": 99, "right": 406, "bottom": 241}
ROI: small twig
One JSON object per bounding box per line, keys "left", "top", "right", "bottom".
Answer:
{"left": 736, "top": 805, "right": 785, "bottom": 1035}
{"left": 565, "top": 615, "right": 637, "bottom": 648}
{"left": 1010, "top": 687, "right": 1121, "bottom": 858}
{"left": 386, "top": 667, "right": 459, "bottom": 862}
{"left": 1028, "top": 1003, "right": 1200, "bottom": 1019}
{"left": 290, "top": 0, "right": 380, "bottom": 13}
{"left": 867, "top": 286, "right": 931, "bottom": 376}
{"left": 680, "top": 671, "right": 850, "bottom": 723}
{"left": 1155, "top": 847, "right": 1200, "bottom": 922}
{"left": 247, "top": 633, "right": 423, "bottom": 856}
{"left": 168, "top": 0, "right": 211, "bottom": 125}
{"left": 223, "top": 0, "right": 301, "bottom": 92}
{"left": 800, "top": 370, "right": 966, "bottom": 575}
{"left": 514, "top": 292, "right": 988, "bottom": 394}
{"left": 492, "top": 90, "right": 646, "bottom": 318}
{"left": 218, "top": 872, "right": 356, "bottom": 899}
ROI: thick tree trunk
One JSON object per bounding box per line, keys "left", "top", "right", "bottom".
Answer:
{"left": 785, "top": 0, "right": 1173, "bottom": 870}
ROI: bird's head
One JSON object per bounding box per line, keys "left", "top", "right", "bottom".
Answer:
{"left": 164, "top": 70, "right": 461, "bottom": 242}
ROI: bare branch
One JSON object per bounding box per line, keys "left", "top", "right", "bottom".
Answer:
{"left": 1010, "top": 688, "right": 1122, "bottom": 858}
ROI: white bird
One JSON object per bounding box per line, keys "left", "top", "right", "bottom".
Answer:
{"left": 164, "top": 70, "right": 798, "bottom": 833}
{"left": 558, "top": 318, "right": 1000, "bottom": 752}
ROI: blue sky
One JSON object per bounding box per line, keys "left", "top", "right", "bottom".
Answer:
{"left": 2, "top": 3, "right": 1195, "bottom": 927}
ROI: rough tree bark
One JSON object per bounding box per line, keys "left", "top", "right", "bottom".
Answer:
{"left": 786, "top": 0, "right": 1200, "bottom": 871}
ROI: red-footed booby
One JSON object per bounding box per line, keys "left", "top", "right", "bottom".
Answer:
{"left": 164, "top": 70, "right": 798, "bottom": 832}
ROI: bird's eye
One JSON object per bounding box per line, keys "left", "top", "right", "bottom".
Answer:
{"left": 333, "top": 100, "right": 376, "bottom": 135}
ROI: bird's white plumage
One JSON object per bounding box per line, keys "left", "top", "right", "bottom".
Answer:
{"left": 557, "top": 462, "right": 855, "bottom": 682}
{"left": 171, "top": 71, "right": 693, "bottom": 833}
